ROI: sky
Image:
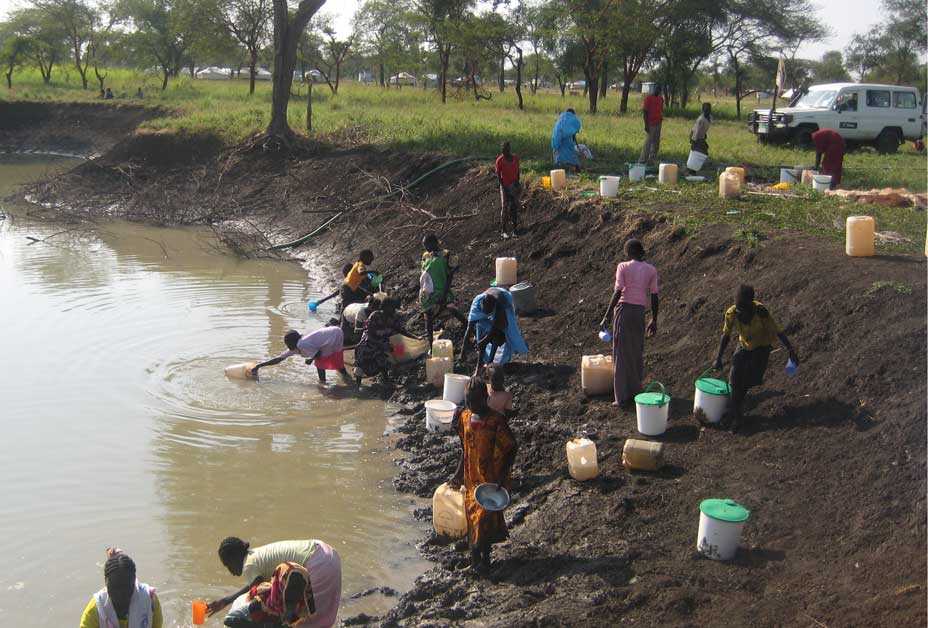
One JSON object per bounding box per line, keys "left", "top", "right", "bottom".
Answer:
{"left": 0, "top": 0, "right": 886, "bottom": 62}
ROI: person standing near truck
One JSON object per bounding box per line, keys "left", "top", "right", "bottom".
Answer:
{"left": 639, "top": 85, "right": 664, "bottom": 164}
{"left": 812, "top": 128, "right": 845, "bottom": 189}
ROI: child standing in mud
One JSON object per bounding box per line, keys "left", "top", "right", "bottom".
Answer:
{"left": 713, "top": 284, "right": 799, "bottom": 432}
{"left": 449, "top": 374, "right": 518, "bottom": 573}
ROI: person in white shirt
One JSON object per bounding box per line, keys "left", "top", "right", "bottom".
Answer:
{"left": 251, "top": 322, "right": 351, "bottom": 384}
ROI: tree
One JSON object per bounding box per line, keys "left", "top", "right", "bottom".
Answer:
{"left": 34, "top": 0, "right": 96, "bottom": 89}
{"left": 0, "top": 24, "right": 30, "bottom": 89}
{"left": 354, "top": 0, "right": 413, "bottom": 88}
{"left": 11, "top": 8, "right": 66, "bottom": 84}
{"left": 560, "top": 0, "right": 619, "bottom": 113}
{"left": 307, "top": 14, "right": 353, "bottom": 95}
{"left": 414, "top": 0, "right": 473, "bottom": 104}
{"left": 522, "top": 3, "right": 545, "bottom": 94}
{"left": 216, "top": 0, "right": 272, "bottom": 94}
{"left": 813, "top": 51, "right": 850, "bottom": 83}
{"left": 118, "top": 0, "right": 203, "bottom": 90}
{"left": 612, "top": 0, "right": 662, "bottom": 112}
{"left": 266, "top": 0, "right": 326, "bottom": 141}
{"left": 846, "top": 0, "right": 927, "bottom": 88}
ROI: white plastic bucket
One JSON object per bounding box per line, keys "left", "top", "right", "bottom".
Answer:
{"left": 634, "top": 382, "right": 670, "bottom": 436}
{"left": 687, "top": 150, "right": 708, "bottom": 171}
{"left": 225, "top": 362, "right": 257, "bottom": 380}
{"left": 779, "top": 168, "right": 799, "bottom": 184}
{"left": 599, "top": 175, "right": 621, "bottom": 197}
{"left": 443, "top": 373, "right": 470, "bottom": 405}
{"left": 693, "top": 371, "right": 730, "bottom": 424}
{"left": 696, "top": 499, "right": 750, "bottom": 561}
{"left": 628, "top": 163, "right": 646, "bottom": 182}
{"left": 812, "top": 174, "right": 832, "bottom": 192}
{"left": 425, "top": 399, "right": 456, "bottom": 432}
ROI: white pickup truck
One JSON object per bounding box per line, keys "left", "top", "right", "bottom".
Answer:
{"left": 748, "top": 82, "right": 925, "bottom": 153}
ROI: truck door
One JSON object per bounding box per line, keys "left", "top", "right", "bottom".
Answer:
{"left": 892, "top": 90, "right": 920, "bottom": 139}
{"left": 833, "top": 90, "right": 862, "bottom": 139}
{"left": 864, "top": 88, "right": 893, "bottom": 140}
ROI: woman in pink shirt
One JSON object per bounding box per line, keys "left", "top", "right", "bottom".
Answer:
{"left": 599, "top": 240, "right": 660, "bottom": 407}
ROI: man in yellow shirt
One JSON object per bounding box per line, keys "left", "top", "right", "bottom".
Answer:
{"left": 714, "top": 284, "right": 799, "bottom": 432}
{"left": 340, "top": 249, "right": 376, "bottom": 307}
{"left": 80, "top": 550, "right": 162, "bottom": 628}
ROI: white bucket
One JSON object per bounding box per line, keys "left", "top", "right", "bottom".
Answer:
{"left": 628, "top": 163, "right": 646, "bottom": 182}
{"left": 694, "top": 388, "right": 728, "bottom": 424}
{"left": 686, "top": 150, "right": 708, "bottom": 171}
{"left": 779, "top": 168, "right": 799, "bottom": 184}
{"left": 812, "top": 174, "right": 832, "bottom": 192}
{"left": 443, "top": 373, "right": 470, "bottom": 405}
{"left": 634, "top": 382, "right": 670, "bottom": 436}
{"left": 425, "top": 399, "right": 457, "bottom": 432}
{"left": 225, "top": 362, "right": 257, "bottom": 380}
{"left": 696, "top": 499, "right": 750, "bottom": 561}
{"left": 599, "top": 175, "right": 620, "bottom": 197}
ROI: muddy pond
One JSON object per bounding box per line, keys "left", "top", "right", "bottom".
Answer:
{"left": 0, "top": 154, "right": 428, "bottom": 626}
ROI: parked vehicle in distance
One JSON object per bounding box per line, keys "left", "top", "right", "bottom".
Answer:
{"left": 748, "top": 83, "right": 925, "bottom": 153}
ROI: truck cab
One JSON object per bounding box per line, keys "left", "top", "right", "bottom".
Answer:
{"left": 748, "top": 82, "right": 925, "bottom": 153}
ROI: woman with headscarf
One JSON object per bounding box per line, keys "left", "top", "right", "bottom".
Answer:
{"left": 206, "top": 538, "right": 342, "bottom": 628}
{"left": 550, "top": 108, "right": 583, "bottom": 172}
{"left": 223, "top": 562, "right": 314, "bottom": 627}
{"left": 79, "top": 548, "right": 162, "bottom": 628}
{"left": 461, "top": 288, "right": 528, "bottom": 366}
{"left": 449, "top": 374, "right": 518, "bottom": 572}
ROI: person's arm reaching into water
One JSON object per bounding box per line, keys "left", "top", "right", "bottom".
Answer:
{"left": 251, "top": 352, "right": 293, "bottom": 379}
{"left": 206, "top": 577, "right": 264, "bottom": 616}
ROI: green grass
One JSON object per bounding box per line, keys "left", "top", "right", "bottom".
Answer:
{"left": 867, "top": 280, "right": 913, "bottom": 295}
{"left": 3, "top": 67, "right": 926, "bottom": 251}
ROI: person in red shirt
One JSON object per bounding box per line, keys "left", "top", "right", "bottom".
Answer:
{"left": 812, "top": 128, "right": 845, "bottom": 189}
{"left": 639, "top": 85, "right": 664, "bottom": 164}
{"left": 494, "top": 141, "right": 521, "bottom": 238}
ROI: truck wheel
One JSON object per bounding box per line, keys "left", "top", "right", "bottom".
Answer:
{"left": 794, "top": 128, "right": 813, "bottom": 148}
{"left": 876, "top": 129, "right": 900, "bottom": 154}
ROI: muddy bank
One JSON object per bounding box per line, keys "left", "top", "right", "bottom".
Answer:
{"left": 0, "top": 101, "right": 163, "bottom": 157}
{"left": 11, "top": 120, "right": 928, "bottom": 626}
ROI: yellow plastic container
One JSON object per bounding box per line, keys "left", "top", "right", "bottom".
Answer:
{"left": 550, "top": 169, "right": 567, "bottom": 191}
{"left": 724, "top": 166, "right": 746, "bottom": 185}
{"left": 431, "top": 339, "right": 454, "bottom": 360}
{"left": 658, "top": 163, "right": 678, "bottom": 184}
{"left": 622, "top": 438, "right": 665, "bottom": 471}
{"left": 801, "top": 169, "right": 818, "bottom": 186}
{"left": 566, "top": 437, "right": 599, "bottom": 480}
{"left": 224, "top": 362, "right": 257, "bottom": 380}
{"left": 541, "top": 175, "right": 552, "bottom": 189}
{"left": 426, "top": 356, "right": 453, "bottom": 387}
{"left": 495, "top": 257, "right": 518, "bottom": 286}
{"left": 718, "top": 172, "right": 741, "bottom": 199}
{"left": 846, "top": 216, "right": 875, "bottom": 257}
{"left": 432, "top": 482, "right": 467, "bottom": 538}
{"left": 581, "top": 354, "right": 614, "bottom": 396}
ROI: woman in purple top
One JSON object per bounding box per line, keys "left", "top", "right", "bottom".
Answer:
{"left": 599, "top": 240, "right": 660, "bottom": 407}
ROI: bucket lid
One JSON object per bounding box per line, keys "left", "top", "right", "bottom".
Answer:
{"left": 699, "top": 498, "right": 750, "bottom": 523}
{"left": 634, "top": 382, "right": 669, "bottom": 406}
{"left": 695, "top": 376, "right": 730, "bottom": 396}
{"left": 511, "top": 281, "right": 534, "bottom": 290}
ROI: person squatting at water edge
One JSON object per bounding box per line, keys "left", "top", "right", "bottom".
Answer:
{"left": 448, "top": 373, "right": 518, "bottom": 573}
{"left": 79, "top": 548, "right": 163, "bottom": 628}
{"left": 223, "top": 562, "right": 315, "bottom": 628}
{"left": 550, "top": 108, "right": 583, "bottom": 172}
{"left": 341, "top": 249, "right": 377, "bottom": 308}
{"left": 461, "top": 287, "right": 528, "bottom": 367}
{"left": 599, "top": 239, "right": 660, "bottom": 408}
{"left": 713, "top": 284, "right": 800, "bottom": 433}
{"left": 207, "top": 537, "right": 342, "bottom": 627}
{"left": 250, "top": 325, "right": 352, "bottom": 385}
{"left": 353, "top": 294, "right": 421, "bottom": 386}
{"left": 419, "top": 233, "right": 467, "bottom": 350}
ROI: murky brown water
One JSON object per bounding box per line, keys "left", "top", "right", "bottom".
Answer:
{"left": 0, "top": 154, "right": 427, "bottom": 626}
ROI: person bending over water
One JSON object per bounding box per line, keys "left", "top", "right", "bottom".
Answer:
{"left": 251, "top": 325, "right": 351, "bottom": 385}
{"left": 449, "top": 374, "right": 518, "bottom": 572}
{"left": 207, "top": 537, "right": 342, "bottom": 627}
{"left": 461, "top": 288, "right": 528, "bottom": 366}
{"left": 80, "top": 548, "right": 162, "bottom": 628}
{"left": 223, "top": 562, "right": 315, "bottom": 628}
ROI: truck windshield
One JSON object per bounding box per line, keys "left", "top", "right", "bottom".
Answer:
{"left": 795, "top": 90, "right": 837, "bottom": 108}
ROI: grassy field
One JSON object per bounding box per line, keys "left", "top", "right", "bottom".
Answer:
{"left": 3, "top": 67, "right": 926, "bottom": 251}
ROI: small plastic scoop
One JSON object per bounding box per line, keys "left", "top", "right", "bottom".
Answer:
{"left": 598, "top": 329, "right": 612, "bottom": 343}
{"left": 308, "top": 300, "right": 319, "bottom": 312}
{"left": 785, "top": 358, "right": 798, "bottom": 377}
{"left": 192, "top": 600, "right": 207, "bottom": 625}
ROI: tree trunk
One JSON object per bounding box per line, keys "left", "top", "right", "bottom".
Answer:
{"left": 161, "top": 67, "right": 169, "bottom": 90}
{"left": 439, "top": 46, "right": 449, "bottom": 104}
{"left": 599, "top": 60, "right": 608, "bottom": 99}
{"left": 94, "top": 65, "right": 106, "bottom": 92}
{"left": 306, "top": 79, "right": 312, "bottom": 132}
{"left": 514, "top": 47, "right": 523, "bottom": 110}
{"left": 498, "top": 53, "right": 505, "bottom": 93}
{"left": 249, "top": 51, "right": 257, "bottom": 95}
{"left": 620, "top": 78, "right": 631, "bottom": 113}
{"left": 5, "top": 70, "right": 12, "bottom": 89}
{"left": 267, "top": 0, "right": 325, "bottom": 140}
{"left": 378, "top": 62, "right": 384, "bottom": 87}
{"left": 77, "top": 65, "right": 88, "bottom": 89}
{"left": 532, "top": 53, "right": 539, "bottom": 94}
{"left": 333, "top": 63, "right": 340, "bottom": 94}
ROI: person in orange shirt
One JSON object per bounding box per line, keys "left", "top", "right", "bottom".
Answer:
{"left": 340, "top": 249, "right": 375, "bottom": 307}
{"left": 639, "top": 85, "right": 664, "bottom": 164}
{"left": 494, "top": 141, "right": 521, "bottom": 238}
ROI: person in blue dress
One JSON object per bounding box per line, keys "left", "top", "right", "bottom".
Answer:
{"left": 461, "top": 288, "right": 528, "bottom": 366}
{"left": 551, "top": 108, "right": 583, "bottom": 172}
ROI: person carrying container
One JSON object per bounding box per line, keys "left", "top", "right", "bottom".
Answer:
{"left": 250, "top": 325, "right": 352, "bottom": 385}
{"left": 340, "top": 250, "right": 377, "bottom": 307}
{"left": 461, "top": 287, "right": 528, "bottom": 366}
{"left": 495, "top": 141, "right": 522, "bottom": 238}
{"left": 419, "top": 233, "right": 467, "bottom": 350}
{"left": 551, "top": 108, "right": 582, "bottom": 172}
{"left": 690, "top": 102, "right": 712, "bottom": 156}
{"left": 448, "top": 374, "right": 518, "bottom": 573}
{"left": 207, "top": 537, "right": 342, "bottom": 627}
{"left": 599, "top": 239, "right": 659, "bottom": 408}
{"left": 639, "top": 85, "right": 664, "bottom": 164}
{"left": 80, "top": 548, "right": 162, "bottom": 628}
{"left": 713, "top": 284, "right": 800, "bottom": 432}
{"left": 812, "top": 128, "right": 845, "bottom": 189}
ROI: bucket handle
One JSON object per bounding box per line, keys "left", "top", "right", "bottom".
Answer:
{"left": 641, "top": 381, "right": 668, "bottom": 401}
{"left": 697, "top": 367, "right": 731, "bottom": 397}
